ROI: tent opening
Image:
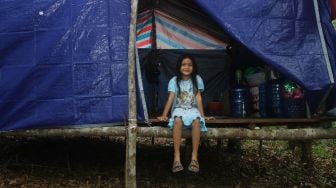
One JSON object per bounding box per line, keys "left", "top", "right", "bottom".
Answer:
{"left": 136, "top": 0, "right": 264, "bottom": 118}
{"left": 136, "top": 0, "right": 336, "bottom": 119}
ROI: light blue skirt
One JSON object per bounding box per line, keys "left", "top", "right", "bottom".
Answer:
{"left": 168, "top": 107, "right": 207, "bottom": 132}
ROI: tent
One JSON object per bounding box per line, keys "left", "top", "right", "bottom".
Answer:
{"left": 1, "top": 0, "right": 336, "bottom": 131}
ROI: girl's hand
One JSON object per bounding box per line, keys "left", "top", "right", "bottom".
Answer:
{"left": 204, "top": 116, "right": 215, "bottom": 120}
{"left": 157, "top": 116, "right": 168, "bottom": 121}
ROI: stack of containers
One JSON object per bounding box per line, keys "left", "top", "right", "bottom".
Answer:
{"left": 261, "top": 70, "right": 306, "bottom": 118}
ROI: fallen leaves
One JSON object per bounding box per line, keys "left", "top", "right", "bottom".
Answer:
{"left": 0, "top": 137, "right": 334, "bottom": 187}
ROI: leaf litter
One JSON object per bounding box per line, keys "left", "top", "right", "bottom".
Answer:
{"left": 0, "top": 137, "right": 335, "bottom": 187}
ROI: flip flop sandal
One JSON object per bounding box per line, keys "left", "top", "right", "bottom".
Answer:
{"left": 188, "top": 160, "right": 200, "bottom": 173}
{"left": 172, "top": 161, "right": 184, "bottom": 173}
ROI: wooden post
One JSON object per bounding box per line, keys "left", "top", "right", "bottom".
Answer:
{"left": 301, "top": 140, "right": 313, "bottom": 161}
{"left": 126, "top": 0, "right": 138, "bottom": 187}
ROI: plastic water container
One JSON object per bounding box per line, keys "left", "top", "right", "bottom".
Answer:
{"left": 258, "top": 83, "right": 267, "bottom": 117}
{"left": 230, "top": 88, "right": 250, "bottom": 117}
{"left": 267, "top": 79, "right": 284, "bottom": 118}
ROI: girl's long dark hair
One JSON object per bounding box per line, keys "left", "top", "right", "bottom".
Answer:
{"left": 175, "top": 54, "right": 198, "bottom": 95}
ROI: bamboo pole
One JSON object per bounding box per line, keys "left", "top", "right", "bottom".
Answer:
{"left": 138, "top": 127, "right": 336, "bottom": 140}
{"left": 2, "top": 127, "right": 336, "bottom": 140}
{"left": 126, "top": 0, "right": 138, "bottom": 187}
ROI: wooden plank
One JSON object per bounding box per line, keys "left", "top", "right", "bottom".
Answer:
{"left": 149, "top": 117, "right": 334, "bottom": 126}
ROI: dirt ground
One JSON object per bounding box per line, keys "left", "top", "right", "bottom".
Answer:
{"left": 0, "top": 136, "right": 335, "bottom": 188}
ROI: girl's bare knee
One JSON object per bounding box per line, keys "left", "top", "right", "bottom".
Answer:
{"left": 174, "top": 117, "right": 183, "bottom": 128}
{"left": 192, "top": 119, "right": 200, "bottom": 129}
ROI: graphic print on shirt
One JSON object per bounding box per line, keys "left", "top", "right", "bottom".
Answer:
{"left": 176, "top": 80, "right": 195, "bottom": 109}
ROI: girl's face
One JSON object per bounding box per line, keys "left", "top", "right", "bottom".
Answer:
{"left": 180, "top": 57, "right": 193, "bottom": 78}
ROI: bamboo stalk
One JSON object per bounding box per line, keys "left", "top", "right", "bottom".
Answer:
{"left": 126, "top": 0, "right": 139, "bottom": 187}
{"left": 137, "top": 127, "right": 336, "bottom": 140}
{"left": 1, "top": 127, "right": 336, "bottom": 140}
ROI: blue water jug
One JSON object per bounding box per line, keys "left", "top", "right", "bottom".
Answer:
{"left": 258, "top": 83, "right": 267, "bottom": 117}
{"left": 267, "top": 79, "right": 284, "bottom": 118}
{"left": 230, "top": 88, "right": 250, "bottom": 117}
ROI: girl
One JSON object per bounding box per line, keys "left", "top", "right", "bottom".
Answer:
{"left": 158, "top": 54, "right": 211, "bottom": 173}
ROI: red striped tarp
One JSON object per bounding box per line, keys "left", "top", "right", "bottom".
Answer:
{"left": 136, "top": 10, "right": 227, "bottom": 49}
{"left": 136, "top": 10, "right": 153, "bottom": 48}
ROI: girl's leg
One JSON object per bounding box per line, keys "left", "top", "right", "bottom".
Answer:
{"left": 173, "top": 117, "right": 183, "bottom": 162}
{"left": 191, "top": 119, "right": 200, "bottom": 161}
{"left": 188, "top": 119, "right": 201, "bottom": 172}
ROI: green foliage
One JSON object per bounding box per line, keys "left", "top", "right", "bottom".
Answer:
{"left": 312, "top": 141, "right": 333, "bottom": 159}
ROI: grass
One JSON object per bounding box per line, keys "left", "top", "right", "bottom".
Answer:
{"left": 312, "top": 142, "right": 333, "bottom": 159}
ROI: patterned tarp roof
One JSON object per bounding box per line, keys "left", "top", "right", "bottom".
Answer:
{"left": 136, "top": 10, "right": 227, "bottom": 49}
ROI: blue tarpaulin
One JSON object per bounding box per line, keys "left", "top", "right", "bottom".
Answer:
{"left": 197, "top": 0, "right": 336, "bottom": 91}
{"left": 0, "top": 0, "right": 132, "bottom": 131}
{"left": 1, "top": 0, "right": 336, "bottom": 131}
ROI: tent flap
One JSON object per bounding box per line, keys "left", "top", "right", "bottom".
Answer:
{"left": 196, "top": 0, "right": 336, "bottom": 91}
